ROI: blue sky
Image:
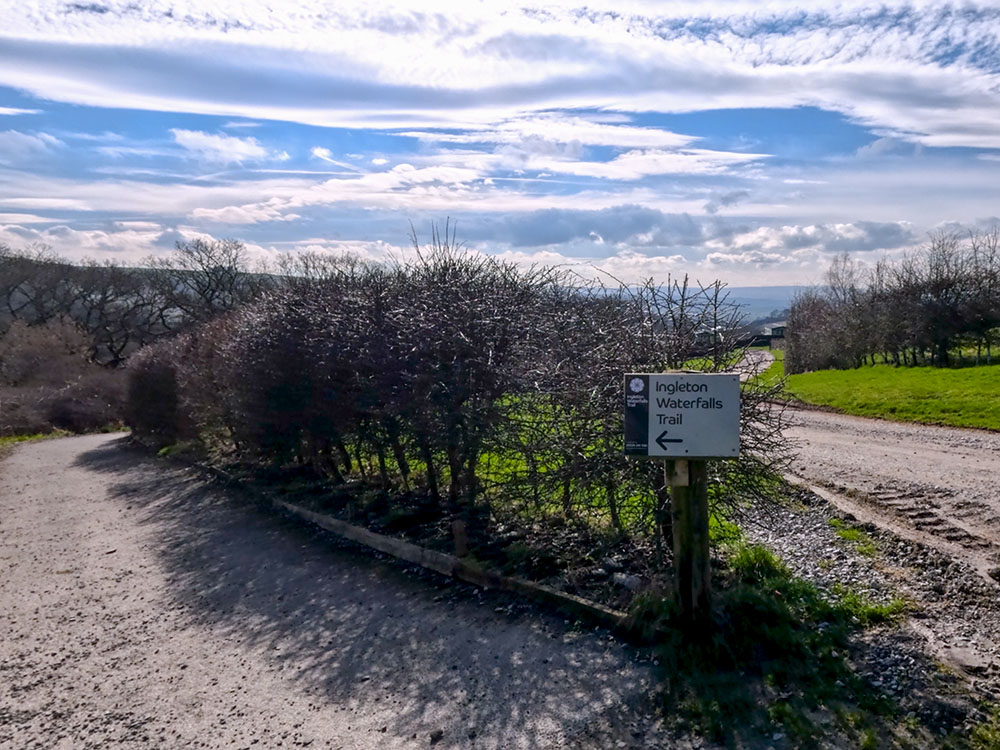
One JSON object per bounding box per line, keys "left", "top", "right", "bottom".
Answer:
{"left": 0, "top": 1, "right": 999, "bottom": 285}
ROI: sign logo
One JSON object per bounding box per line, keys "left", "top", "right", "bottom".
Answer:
{"left": 629, "top": 377, "right": 645, "bottom": 393}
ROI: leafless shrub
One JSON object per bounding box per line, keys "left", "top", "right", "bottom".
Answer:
{"left": 42, "top": 369, "right": 124, "bottom": 434}
{"left": 0, "top": 318, "right": 125, "bottom": 434}
{"left": 0, "top": 386, "right": 53, "bottom": 436}
{"left": 125, "top": 341, "right": 188, "bottom": 446}
{"left": 126, "top": 232, "right": 791, "bottom": 564}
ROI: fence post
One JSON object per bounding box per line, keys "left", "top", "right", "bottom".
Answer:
{"left": 669, "top": 458, "right": 711, "bottom": 630}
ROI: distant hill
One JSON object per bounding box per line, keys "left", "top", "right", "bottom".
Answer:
{"left": 727, "top": 286, "right": 808, "bottom": 320}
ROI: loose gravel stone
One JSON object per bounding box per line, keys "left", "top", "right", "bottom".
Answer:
{"left": 742, "top": 483, "right": 992, "bottom": 734}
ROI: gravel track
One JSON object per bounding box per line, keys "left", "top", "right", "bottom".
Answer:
{"left": 784, "top": 408, "right": 1000, "bottom": 703}
{"left": 786, "top": 408, "right": 1000, "bottom": 579}
{"left": 0, "top": 434, "right": 681, "bottom": 750}
{"left": 6, "top": 413, "right": 998, "bottom": 748}
{"left": 742, "top": 489, "right": 980, "bottom": 738}
{"left": 737, "top": 349, "right": 774, "bottom": 382}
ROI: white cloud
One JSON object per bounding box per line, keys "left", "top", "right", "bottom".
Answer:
{"left": 0, "top": 214, "right": 856, "bottom": 285}
{"left": 704, "top": 190, "right": 749, "bottom": 214}
{"left": 111, "top": 220, "right": 162, "bottom": 231}
{"left": 404, "top": 140, "right": 766, "bottom": 182}
{"left": 97, "top": 145, "right": 177, "bottom": 159}
{"left": 0, "top": 169, "right": 322, "bottom": 218}
{"left": 400, "top": 113, "right": 697, "bottom": 150}
{"left": 855, "top": 137, "right": 915, "bottom": 159}
{"left": 704, "top": 249, "right": 794, "bottom": 267}
{"left": 0, "top": 221, "right": 214, "bottom": 261}
{"left": 191, "top": 200, "right": 301, "bottom": 224}
{"left": 0, "top": 196, "right": 92, "bottom": 210}
{"left": 311, "top": 147, "right": 363, "bottom": 171}
{"left": 0, "top": 107, "right": 41, "bottom": 116}
{"left": 548, "top": 148, "right": 768, "bottom": 179}
{"left": 0, "top": 212, "right": 57, "bottom": 224}
{"left": 170, "top": 129, "right": 288, "bottom": 164}
{"left": 61, "top": 130, "right": 124, "bottom": 142}
{"left": 167, "top": 162, "right": 690, "bottom": 225}
{"left": 0, "top": 130, "right": 63, "bottom": 162}
{"left": 705, "top": 221, "right": 917, "bottom": 256}
{"left": 0, "top": 3, "right": 998, "bottom": 148}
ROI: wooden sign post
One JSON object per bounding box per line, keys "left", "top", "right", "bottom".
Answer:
{"left": 668, "top": 458, "right": 711, "bottom": 629}
{"left": 625, "top": 373, "right": 740, "bottom": 629}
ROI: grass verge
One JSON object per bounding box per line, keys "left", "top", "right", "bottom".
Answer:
{"left": 0, "top": 431, "right": 67, "bottom": 459}
{"left": 828, "top": 517, "right": 878, "bottom": 557}
{"left": 970, "top": 706, "right": 1000, "bottom": 749}
{"left": 747, "top": 346, "right": 785, "bottom": 388}
{"left": 783, "top": 363, "right": 1000, "bottom": 431}
{"left": 626, "top": 543, "right": 907, "bottom": 747}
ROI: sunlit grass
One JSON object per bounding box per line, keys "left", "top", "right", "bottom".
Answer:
{"left": 628, "top": 542, "right": 906, "bottom": 745}
{"left": 785, "top": 363, "right": 1000, "bottom": 430}
{"left": 757, "top": 347, "right": 785, "bottom": 385}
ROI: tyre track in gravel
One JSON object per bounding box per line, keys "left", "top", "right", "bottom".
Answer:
{"left": 0, "top": 434, "right": 684, "bottom": 750}
{"left": 785, "top": 408, "right": 1000, "bottom": 583}
{"left": 785, "top": 408, "right": 1000, "bottom": 692}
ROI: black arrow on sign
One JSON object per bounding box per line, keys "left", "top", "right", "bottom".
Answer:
{"left": 656, "top": 431, "right": 684, "bottom": 450}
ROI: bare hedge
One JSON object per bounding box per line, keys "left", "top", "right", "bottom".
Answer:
{"left": 127, "top": 248, "right": 789, "bottom": 552}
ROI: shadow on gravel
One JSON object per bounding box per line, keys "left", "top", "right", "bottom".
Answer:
{"left": 73, "top": 439, "right": 660, "bottom": 749}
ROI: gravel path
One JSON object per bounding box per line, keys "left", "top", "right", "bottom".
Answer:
{"left": 786, "top": 408, "right": 1000, "bottom": 580}
{"left": 0, "top": 434, "right": 683, "bottom": 750}
{"left": 740, "top": 489, "right": 982, "bottom": 739}
{"left": 780, "top": 409, "right": 1000, "bottom": 711}
{"left": 737, "top": 349, "right": 774, "bottom": 382}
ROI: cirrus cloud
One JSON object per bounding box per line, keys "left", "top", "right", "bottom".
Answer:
{"left": 0, "top": 2, "right": 997, "bottom": 286}
{"left": 170, "top": 129, "right": 289, "bottom": 164}
{"left": 0, "top": 130, "right": 63, "bottom": 162}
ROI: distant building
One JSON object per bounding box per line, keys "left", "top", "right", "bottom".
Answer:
{"left": 762, "top": 321, "right": 787, "bottom": 349}
{"left": 694, "top": 326, "right": 725, "bottom": 349}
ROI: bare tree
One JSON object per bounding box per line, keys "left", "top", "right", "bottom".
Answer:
{"left": 146, "top": 238, "right": 266, "bottom": 327}
{"left": 967, "top": 228, "right": 1000, "bottom": 364}
{"left": 789, "top": 227, "right": 1000, "bottom": 371}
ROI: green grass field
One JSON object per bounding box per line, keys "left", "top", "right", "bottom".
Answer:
{"left": 757, "top": 347, "right": 785, "bottom": 385}
{"left": 747, "top": 347, "right": 1000, "bottom": 430}
{"left": 783, "top": 361, "right": 1000, "bottom": 431}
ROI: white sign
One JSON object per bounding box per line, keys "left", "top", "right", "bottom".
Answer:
{"left": 624, "top": 373, "right": 740, "bottom": 458}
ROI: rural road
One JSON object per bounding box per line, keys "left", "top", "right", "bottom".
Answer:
{"left": 786, "top": 408, "right": 1000, "bottom": 581}
{"left": 0, "top": 434, "right": 679, "bottom": 750}
{"left": 736, "top": 349, "right": 773, "bottom": 382}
